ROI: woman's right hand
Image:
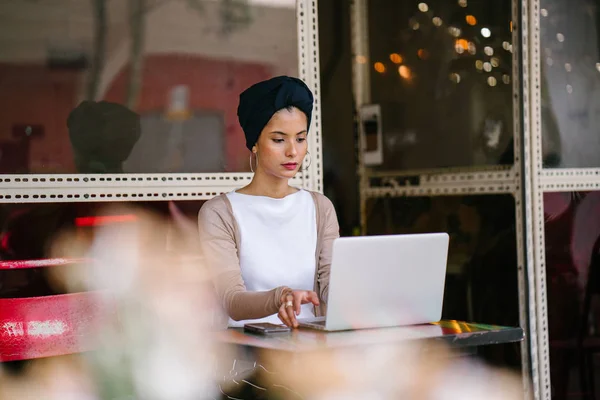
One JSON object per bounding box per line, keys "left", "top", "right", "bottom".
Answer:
{"left": 278, "top": 290, "right": 320, "bottom": 328}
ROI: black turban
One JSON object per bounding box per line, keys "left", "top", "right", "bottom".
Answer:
{"left": 67, "top": 101, "right": 141, "bottom": 173}
{"left": 237, "top": 76, "right": 314, "bottom": 150}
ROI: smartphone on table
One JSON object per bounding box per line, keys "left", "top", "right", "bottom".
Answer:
{"left": 244, "top": 323, "right": 291, "bottom": 335}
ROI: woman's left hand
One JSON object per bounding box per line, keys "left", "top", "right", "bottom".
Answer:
{"left": 278, "top": 290, "right": 320, "bottom": 328}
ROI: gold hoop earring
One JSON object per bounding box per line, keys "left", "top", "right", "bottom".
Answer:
{"left": 303, "top": 151, "right": 311, "bottom": 170}
{"left": 249, "top": 152, "right": 258, "bottom": 173}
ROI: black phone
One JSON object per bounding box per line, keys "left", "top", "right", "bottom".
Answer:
{"left": 244, "top": 323, "right": 291, "bottom": 335}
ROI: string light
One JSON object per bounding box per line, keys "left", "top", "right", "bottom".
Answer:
{"left": 398, "top": 65, "right": 411, "bottom": 79}
{"left": 398, "top": 3, "right": 514, "bottom": 88}
{"left": 455, "top": 39, "right": 468, "bottom": 53}
{"left": 450, "top": 73, "right": 461, "bottom": 83}
{"left": 389, "top": 53, "right": 403, "bottom": 64}
{"left": 448, "top": 26, "right": 461, "bottom": 37}
{"left": 557, "top": 33, "right": 565, "bottom": 42}
{"left": 541, "top": 8, "right": 548, "bottom": 17}
{"left": 374, "top": 62, "right": 386, "bottom": 73}
{"left": 564, "top": 63, "right": 572, "bottom": 72}
{"left": 566, "top": 84, "right": 573, "bottom": 94}
{"left": 596, "top": 63, "right": 600, "bottom": 72}
{"left": 468, "top": 42, "right": 476, "bottom": 55}
{"left": 356, "top": 55, "right": 367, "bottom": 64}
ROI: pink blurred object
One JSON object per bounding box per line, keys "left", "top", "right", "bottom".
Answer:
{"left": 0, "top": 257, "right": 107, "bottom": 362}
{"left": 0, "top": 291, "right": 112, "bottom": 362}
{"left": 0, "top": 258, "right": 89, "bottom": 270}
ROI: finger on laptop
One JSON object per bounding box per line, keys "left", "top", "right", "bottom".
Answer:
{"left": 278, "top": 306, "right": 292, "bottom": 327}
{"left": 306, "top": 291, "right": 320, "bottom": 306}
{"left": 281, "top": 293, "right": 298, "bottom": 327}
{"left": 294, "top": 294, "right": 303, "bottom": 315}
{"left": 286, "top": 303, "right": 298, "bottom": 328}
{"left": 280, "top": 294, "right": 297, "bottom": 328}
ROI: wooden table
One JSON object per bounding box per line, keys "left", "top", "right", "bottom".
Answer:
{"left": 214, "top": 321, "right": 524, "bottom": 398}
{"left": 216, "top": 320, "right": 524, "bottom": 353}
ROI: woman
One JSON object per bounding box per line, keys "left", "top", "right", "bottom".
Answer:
{"left": 198, "top": 76, "right": 339, "bottom": 329}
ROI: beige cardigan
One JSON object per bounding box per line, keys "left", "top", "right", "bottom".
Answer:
{"left": 197, "top": 191, "right": 340, "bottom": 322}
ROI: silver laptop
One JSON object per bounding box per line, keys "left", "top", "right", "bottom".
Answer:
{"left": 299, "top": 233, "right": 449, "bottom": 331}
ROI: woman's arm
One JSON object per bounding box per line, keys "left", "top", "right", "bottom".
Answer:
{"left": 198, "top": 200, "right": 291, "bottom": 321}
{"left": 316, "top": 196, "right": 340, "bottom": 304}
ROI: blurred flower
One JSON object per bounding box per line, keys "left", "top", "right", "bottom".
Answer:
{"left": 2, "top": 204, "right": 225, "bottom": 400}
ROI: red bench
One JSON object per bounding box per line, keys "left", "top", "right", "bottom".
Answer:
{"left": 0, "top": 258, "right": 112, "bottom": 362}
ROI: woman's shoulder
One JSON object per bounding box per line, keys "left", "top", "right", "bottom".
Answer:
{"left": 198, "top": 193, "right": 233, "bottom": 221}
{"left": 305, "top": 190, "right": 335, "bottom": 211}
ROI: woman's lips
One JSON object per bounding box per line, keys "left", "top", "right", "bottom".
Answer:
{"left": 282, "top": 163, "right": 298, "bottom": 170}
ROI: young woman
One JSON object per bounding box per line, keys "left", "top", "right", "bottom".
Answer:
{"left": 198, "top": 76, "right": 339, "bottom": 329}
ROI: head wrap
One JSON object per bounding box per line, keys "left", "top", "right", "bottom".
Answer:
{"left": 237, "top": 76, "right": 314, "bottom": 150}
{"left": 67, "top": 101, "right": 141, "bottom": 173}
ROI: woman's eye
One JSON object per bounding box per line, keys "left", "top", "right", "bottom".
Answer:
{"left": 297, "top": 138, "right": 306, "bottom": 143}
{"left": 272, "top": 139, "right": 284, "bottom": 143}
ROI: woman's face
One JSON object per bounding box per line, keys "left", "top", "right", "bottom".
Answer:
{"left": 254, "top": 107, "right": 308, "bottom": 179}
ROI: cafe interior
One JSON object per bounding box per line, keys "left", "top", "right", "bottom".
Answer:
{"left": 0, "top": 0, "right": 599, "bottom": 399}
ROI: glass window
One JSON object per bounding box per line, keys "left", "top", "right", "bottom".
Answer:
{"left": 0, "top": 200, "right": 204, "bottom": 298}
{"left": 540, "top": 0, "right": 600, "bottom": 168}
{"left": 0, "top": 0, "right": 297, "bottom": 173}
{"left": 544, "top": 191, "right": 600, "bottom": 398}
{"left": 363, "top": 0, "right": 514, "bottom": 170}
{"left": 366, "top": 194, "right": 520, "bottom": 369}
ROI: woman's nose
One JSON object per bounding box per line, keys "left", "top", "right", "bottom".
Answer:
{"left": 286, "top": 143, "right": 298, "bottom": 157}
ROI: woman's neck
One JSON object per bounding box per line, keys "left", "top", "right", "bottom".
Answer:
{"left": 239, "top": 171, "right": 297, "bottom": 199}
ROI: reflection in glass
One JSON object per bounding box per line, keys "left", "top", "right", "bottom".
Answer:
{"left": 541, "top": 0, "right": 600, "bottom": 167}
{"left": 365, "top": 0, "right": 513, "bottom": 170}
{"left": 544, "top": 191, "right": 600, "bottom": 399}
{"left": 0, "top": 0, "right": 297, "bottom": 173}
{"left": 0, "top": 200, "right": 204, "bottom": 298}
{"left": 68, "top": 101, "right": 142, "bottom": 173}
{"left": 365, "top": 194, "right": 520, "bottom": 369}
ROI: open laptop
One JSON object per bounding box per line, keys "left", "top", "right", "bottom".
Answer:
{"left": 298, "top": 233, "right": 449, "bottom": 331}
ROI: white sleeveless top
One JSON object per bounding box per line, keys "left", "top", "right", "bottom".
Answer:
{"left": 226, "top": 189, "right": 317, "bottom": 327}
